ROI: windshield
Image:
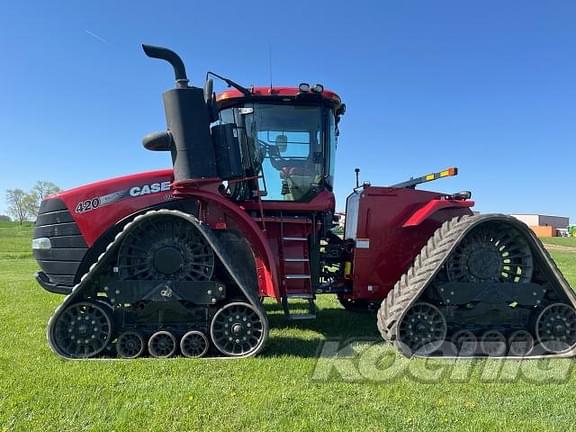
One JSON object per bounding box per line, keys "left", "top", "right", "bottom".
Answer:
{"left": 219, "top": 103, "right": 336, "bottom": 201}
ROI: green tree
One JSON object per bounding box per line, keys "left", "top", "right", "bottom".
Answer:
{"left": 5, "top": 181, "right": 61, "bottom": 223}
{"left": 28, "top": 181, "right": 62, "bottom": 217}
{"left": 32, "top": 181, "right": 61, "bottom": 202}
{"left": 6, "top": 189, "right": 31, "bottom": 224}
{"left": 22, "top": 193, "right": 40, "bottom": 220}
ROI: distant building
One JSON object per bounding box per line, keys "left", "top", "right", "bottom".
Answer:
{"left": 334, "top": 212, "right": 346, "bottom": 229}
{"left": 510, "top": 214, "right": 569, "bottom": 238}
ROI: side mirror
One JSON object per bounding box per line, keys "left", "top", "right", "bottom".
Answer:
{"left": 203, "top": 78, "right": 218, "bottom": 122}
{"left": 142, "top": 131, "right": 173, "bottom": 151}
{"left": 204, "top": 78, "right": 213, "bottom": 104}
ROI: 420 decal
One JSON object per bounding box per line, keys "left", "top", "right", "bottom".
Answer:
{"left": 74, "top": 182, "right": 172, "bottom": 214}
{"left": 75, "top": 198, "right": 101, "bottom": 213}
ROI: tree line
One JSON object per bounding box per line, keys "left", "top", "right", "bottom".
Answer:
{"left": 5, "top": 181, "right": 61, "bottom": 224}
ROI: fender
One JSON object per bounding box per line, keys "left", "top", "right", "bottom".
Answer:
{"left": 402, "top": 198, "right": 475, "bottom": 228}
{"left": 173, "top": 185, "right": 281, "bottom": 300}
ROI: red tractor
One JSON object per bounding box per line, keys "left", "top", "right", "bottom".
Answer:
{"left": 33, "top": 45, "right": 576, "bottom": 359}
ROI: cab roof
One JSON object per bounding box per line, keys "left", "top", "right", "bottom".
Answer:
{"left": 216, "top": 86, "right": 342, "bottom": 110}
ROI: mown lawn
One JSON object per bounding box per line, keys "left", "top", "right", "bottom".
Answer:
{"left": 1, "top": 222, "right": 576, "bottom": 431}
{"left": 539, "top": 237, "right": 576, "bottom": 248}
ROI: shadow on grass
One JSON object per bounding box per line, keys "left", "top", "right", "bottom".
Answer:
{"left": 261, "top": 303, "right": 380, "bottom": 358}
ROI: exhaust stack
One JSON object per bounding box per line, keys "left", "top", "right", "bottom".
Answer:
{"left": 142, "top": 44, "right": 217, "bottom": 181}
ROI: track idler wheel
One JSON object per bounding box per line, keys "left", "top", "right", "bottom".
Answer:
{"left": 148, "top": 331, "right": 177, "bottom": 358}
{"left": 397, "top": 302, "right": 447, "bottom": 356}
{"left": 51, "top": 301, "right": 113, "bottom": 359}
{"left": 536, "top": 303, "right": 576, "bottom": 353}
{"left": 116, "top": 331, "right": 145, "bottom": 359}
{"left": 210, "top": 302, "right": 267, "bottom": 357}
{"left": 180, "top": 331, "right": 209, "bottom": 358}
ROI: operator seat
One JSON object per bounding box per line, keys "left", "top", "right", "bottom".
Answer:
{"left": 275, "top": 134, "right": 288, "bottom": 153}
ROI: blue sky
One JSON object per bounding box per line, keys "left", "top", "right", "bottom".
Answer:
{"left": 1, "top": 0, "right": 575, "bottom": 218}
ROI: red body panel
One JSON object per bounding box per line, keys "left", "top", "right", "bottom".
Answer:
{"left": 344, "top": 186, "right": 474, "bottom": 301}
{"left": 56, "top": 169, "right": 175, "bottom": 246}
{"left": 50, "top": 168, "right": 474, "bottom": 304}
{"left": 403, "top": 199, "right": 474, "bottom": 227}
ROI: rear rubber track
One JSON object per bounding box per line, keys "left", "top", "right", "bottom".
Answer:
{"left": 377, "top": 214, "right": 576, "bottom": 359}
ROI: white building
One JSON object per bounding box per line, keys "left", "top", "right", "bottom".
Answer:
{"left": 334, "top": 212, "right": 346, "bottom": 229}
{"left": 510, "top": 214, "right": 569, "bottom": 229}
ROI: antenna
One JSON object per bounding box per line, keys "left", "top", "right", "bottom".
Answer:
{"left": 268, "top": 44, "right": 273, "bottom": 91}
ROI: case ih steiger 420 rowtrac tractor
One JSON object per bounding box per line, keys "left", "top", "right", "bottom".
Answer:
{"left": 33, "top": 45, "right": 576, "bottom": 360}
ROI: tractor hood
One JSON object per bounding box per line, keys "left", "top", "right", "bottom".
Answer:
{"left": 47, "top": 169, "right": 175, "bottom": 246}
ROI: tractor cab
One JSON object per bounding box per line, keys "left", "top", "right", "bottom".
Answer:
{"left": 214, "top": 86, "right": 344, "bottom": 202}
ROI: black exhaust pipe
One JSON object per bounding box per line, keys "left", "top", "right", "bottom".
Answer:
{"left": 142, "top": 45, "right": 189, "bottom": 88}
{"left": 142, "top": 44, "right": 217, "bottom": 181}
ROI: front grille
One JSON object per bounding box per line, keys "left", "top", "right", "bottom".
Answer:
{"left": 33, "top": 198, "right": 88, "bottom": 286}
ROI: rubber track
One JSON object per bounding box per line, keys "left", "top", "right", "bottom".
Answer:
{"left": 47, "top": 209, "right": 268, "bottom": 360}
{"left": 376, "top": 214, "right": 576, "bottom": 358}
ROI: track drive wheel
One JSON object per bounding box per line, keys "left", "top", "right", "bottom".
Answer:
{"left": 117, "top": 215, "right": 215, "bottom": 282}
{"left": 51, "top": 301, "right": 113, "bottom": 358}
{"left": 446, "top": 222, "right": 533, "bottom": 283}
{"left": 210, "top": 302, "right": 267, "bottom": 357}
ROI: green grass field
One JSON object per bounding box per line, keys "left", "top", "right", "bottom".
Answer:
{"left": 1, "top": 221, "right": 576, "bottom": 431}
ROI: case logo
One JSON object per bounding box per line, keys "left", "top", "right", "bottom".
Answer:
{"left": 129, "top": 181, "right": 171, "bottom": 197}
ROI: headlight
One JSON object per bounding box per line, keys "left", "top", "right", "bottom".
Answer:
{"left": 298, "top": 82, "right": 310, "bottom": 92}
{"left": 32, "top": 237, "right": 52, "bottom": 250}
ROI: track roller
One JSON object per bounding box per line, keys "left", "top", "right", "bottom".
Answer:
{"left": 180, "top": 331, "right": 209, "bottom": 358}
{"left": 508, "top": 330, "right": 534, "bottom": 356}
{"left": 480, "top": 330, "right": 507, "bottom": 356}
{"left": 148, "top": 331, "right": 177, "bottom": 358}
{"left": 451, "top": 330, "right": 478, "bottom": 356}
{"left": 116, "top": 331, "right": 146, "bottom": 359}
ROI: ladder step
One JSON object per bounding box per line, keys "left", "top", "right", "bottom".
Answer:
{"left": 283, "top": 258, "right": 309, "bottom": 262}
{"left": 282, "top": 236, "right": 307, "bottom": 241}
{"left": 287, "top": 313, "right": 316, "bottom": 320}
{"left": 285, "top": 274, "right": 311, "bottom": 280}
{"left": 286, "top": 292, "right": 314, "bottom": 299}
{"left": 281, "top": 296, "right": 316, "bottom": 319}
